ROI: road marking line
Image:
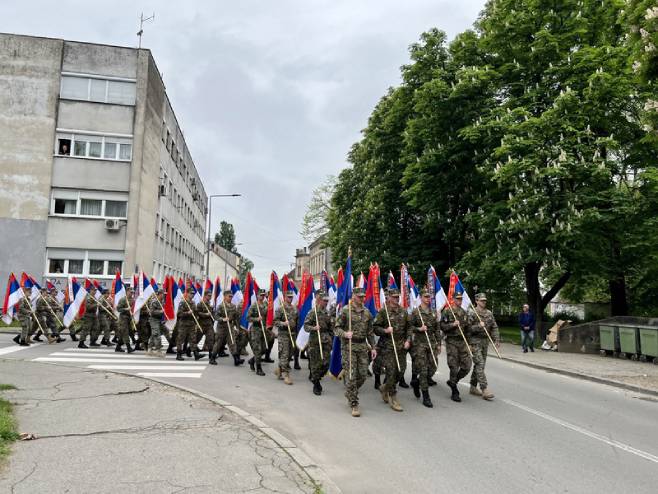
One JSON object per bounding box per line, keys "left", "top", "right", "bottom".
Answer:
{"left": 503, "top": 398, "right": 658, "bottom": 465}
{"left": 136, "top": 372, "right": 202, "bottom": 378}
{"left": 33, "top": 357, "right": 206, "bottom": 364}
{"left": 0, "top": 343, "right": 42, "bottom": 355}
{"left": 47, "top": 353, "right": 182, "bottom": 359}
{"left": 87, "top": 365, "right": 206, "bottom": 370}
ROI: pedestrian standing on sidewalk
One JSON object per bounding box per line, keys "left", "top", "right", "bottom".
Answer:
{"left": 518, "top": 304, "right": 535, "bottom": 353}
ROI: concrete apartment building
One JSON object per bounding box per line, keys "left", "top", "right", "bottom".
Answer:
{"left": 207, "top": 243, "right": 241, "bottom": 289}
{"left": 0, "top": 33, "right": 207, "bottom": 287}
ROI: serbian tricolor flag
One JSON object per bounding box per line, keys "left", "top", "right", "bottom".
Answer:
{"left": 448, "top": 271, "right": 472, "bottom": 310}
{"left": 111, "top": 272, "right": 126, "bottom": 310}
{"left": 240, "top": 273, "right": 256, "bottom": 329}
{"left": 163, "top": 276, "right": 179, "bottom": 330}
{"left": 331, "top": 253, "right": 353, "bottom": 378}
{"left": 2, "top": 273, "right": 25, "bottom": 324}
{"left": 281, "top": 273, "right": 299, "bottom": 306}
{"left": 133, "top": 272, "right": 154, "bottom": 320}
{"left": 150, "top": 278, "right": 159, "bottom": 293}
{"left": 295, "top": 274, "right": 315, "bottom": 349}
{"left": 356, "top": 272, "right": 366, "bottom": 290}
{"left": 230, "top": 277, "right": 243, "bottom": 307}
{"left": 47, "top": 280, "right": 65, "bottom": 305}
{"left": 266, "top": 271, "right": 283, "bottom": 329}
{"left": 20, "top": 273, "right": 39, "bottom": 309}
{"left": 406, "top": 272, "right": 421, "bottom": 312}
{"left": 387, "top": 271, "right": 398, "bottom": 290}
{"left": 63, "top": 277, "right": 87, "bottom": 328}
{"left": 324, "top": 272, "right": 337, "bottom": 308}
{"left": 210, "top": 277, "right": 220, "bottom": 309}
{"left": 428, "top": 266, "right": 448, "bottom": 312}
{"left": 192, "top": 281, "right": 202, "bottom": 305}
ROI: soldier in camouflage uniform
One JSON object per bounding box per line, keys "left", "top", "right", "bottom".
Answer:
{"left": 134, "top": 301, "right": 150, "bottom": 351}
{"left": 373, "top": 288, "right": 411, "bottom": 412}
{"left": 35, "top": 287, "right": 56, "bottom": 344}
{"left": 273, "top": 291, "right": 299, "bottom": 385}
{"left": 335, "top": 287, "right": 376, "bottom": 417}
{"left": 98, "top": 291, "right": 115, "bottom": 346}
{"left": 177, "top": 287, "right": 205, "bottom": 361}
{"left": 409, "top": 289, "right": 441, "bottom": 408}
{"left": 77, "top": 286, "right": 99, "bottom": 349}
{"left": 304, "top": 291, "right": 334, "bottom": 395}
{"left": 147, "top": 290, "right": 167, "bottom": 357}
{"left": 468, "top": 293, "right": 500, "bottom": 401}
{"left": 195, "top": 291, "right": 214, "bottom": 360}
{"left": 47, "top": 286, "right": 65, "bottom": 342}
{"left": 440, "top": 291, "right": 472, "bottom": 402}
{"left": 247, "top": 289, "right": 268, "bottom": 376}
{"left": 17, "top": 294, "right": 33, "bottom": 346}
{"left": 115, "top": 288, "right": 135, "bottom": 353}
{"left": 210, "top": 290, "right": 244, "bottom": 366}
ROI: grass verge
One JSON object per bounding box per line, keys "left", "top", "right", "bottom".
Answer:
{"left": 0, "top": 387, "right": 19, "bottom": 462}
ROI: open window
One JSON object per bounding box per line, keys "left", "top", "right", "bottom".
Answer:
{"left": 58, "top": 138, "right": 71, "bottom": 155}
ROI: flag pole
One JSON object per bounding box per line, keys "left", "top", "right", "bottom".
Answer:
{"left": 416, "top": 307, "right": 438, "bottom": 369}
{"left": 98, "top": 297, "right": 119, "bottom": 320}
{"left": 37, "top": 292, "right": 64, "bottom": 327}
{"left": 22, "top": 292, "right": 46, "bottom": 334}
{"left": 382, "top": 302, "right": 402, "bottom": 372}
{"left": 348, "top": 298, "right": 352, "bottom": 380}
{"left": 282, "top": 302, "right": 296, "bottom": 350}
{"left": 471, "top": 307, "right": 502, "bottom": 359}
{"left": 313, "top": 304, "right": 323, "bottom": 360}
{"left": 445, "top": 302, "right": 473, "bottom": 358}
{"left": 221, "top": 298, "right": 236, "bottom": 345}
{"left": 254, "top": 299, "right": 269, "bottom": 349}
{"left": 182, "top": 296, "right": 204, "bottom": 333}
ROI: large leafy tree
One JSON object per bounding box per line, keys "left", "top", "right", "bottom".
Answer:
{"left": 214, "top": 221, "right": 237, "bottom": 254}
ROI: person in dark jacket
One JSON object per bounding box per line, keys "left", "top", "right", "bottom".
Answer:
{"left": 519, "top": 304, "right": 535, "bottom": 353}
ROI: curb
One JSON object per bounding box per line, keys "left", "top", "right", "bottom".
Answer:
{"left": 501, "top": 356, "right": 658, "bottom": 398}
{"left": 1, "top": 358, "right": 341, "bottom": 494}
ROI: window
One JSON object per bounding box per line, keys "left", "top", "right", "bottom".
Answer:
{"left": 56, "top": 132, "right": 132, "bottom": 161}
{"left": 90, "top": 78, "right": 106, "bottom": 101}
{"left": 68, "top": 259, "right": 83, "bottom": 274}
{"left": 103, "top": 142, "right": 117, "bottom": 159}
{"left": 88, "top": 140, "right": 102, "bottom": 158}
{"left": 104, "top": 200, "right": 127, "bottom": 218}
{"left": 89, "top": 259, "right": 104, "bottom": 275}
{"left": 60, "top": 75, "right": 136, "bottom": 105}
{"left": 54, "top": 198, "right": 77, "bottom": 215}
{"left": 49, "top": 259, "right": 64, "bottom": 274}
{"left": 58, "top": 139, "right": 71, "bottom": 155}
{"left": 107, "top": 261, "right": 122, "bottom": 275}
{"left": 80, "top": 199, "right": 102, "bottom": 216}
{"left": 107, "top": 81, "right": 135, "bottom": 105}
{"left": 74, "top": 139, "right": 87, "bottom": 157}
{"left": 119, "top": 143, "right": 132, "bottom": 160}
{"left": 61, "top": 76, "right": 89, "bottom": 99}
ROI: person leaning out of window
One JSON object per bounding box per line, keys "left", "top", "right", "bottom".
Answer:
{"left": 518, "top": 304, "right": 535, "bottom": 353}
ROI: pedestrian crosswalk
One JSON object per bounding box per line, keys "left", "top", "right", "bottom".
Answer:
{"left": 33, "top": 347, "right": 208, "bottom": 378}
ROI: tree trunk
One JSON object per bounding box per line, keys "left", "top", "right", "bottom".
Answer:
{"left": 524, "top": 262, "right": 571, "bottom": 340}
{"left": 609, "top": 241, "right": 628, "bottom": 316}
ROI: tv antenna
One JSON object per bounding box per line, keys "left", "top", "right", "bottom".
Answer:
{"left": 137, "top": 12, "right": 155, "bottom": 49}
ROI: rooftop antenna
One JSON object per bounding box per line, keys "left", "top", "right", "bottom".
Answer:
{"left": 137, "top": 12, "right": 155, "bottom": 49}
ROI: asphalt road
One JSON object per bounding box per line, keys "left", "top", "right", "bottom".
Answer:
{"left": 2, "top": 333, "right": 658, "bottom": 493}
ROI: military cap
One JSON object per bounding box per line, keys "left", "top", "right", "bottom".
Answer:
{"left": 258, "top": 289, "right": 267, "bottom": 296}
{"left": 186, "top": 286, "right": 195, "bottom": 293}
{"left": 223, "top": 289, "right": 233, "bottom": 296}
{"left": 315, "top": 290, "right": 330, "bottom": 300}
{"left": 285, "top": 290, "right": 295, "bottom": 297}
{"left": 157, "top": 288, "right": 165, "bottom": 294}
{"left": 475, "top": 293, "right": 487, "bottom": 301}
{"left": 454, "top": 291, "right": 463, "bottom": 299}
{"left": 387, "top": 288, "right": 400, "bottom": 296}
{"left": 353, "top": 287, "right": 366, "bottom": 296}
{"left": 420, "top": 288, "right": 431, "bottom": 297}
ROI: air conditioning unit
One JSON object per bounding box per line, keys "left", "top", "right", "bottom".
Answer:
{"left": 159, "top": 184, "right": 167, "bottom": 197}
{"left": 105, "top": 219, "right": 121, "bottom": 231}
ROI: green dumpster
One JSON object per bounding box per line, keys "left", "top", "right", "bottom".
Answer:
{"left": 639, "top": 327, "right": 658, "bottom": 364}
{"left": 599, "top": 325, "right": 618, "bottom": 356}
{"left": 618, "top": 326, "right": 640, "bottom": 360}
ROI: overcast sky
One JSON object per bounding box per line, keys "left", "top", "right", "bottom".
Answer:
{"left": 2, "top": 0, "right": 485, "bottom": 282}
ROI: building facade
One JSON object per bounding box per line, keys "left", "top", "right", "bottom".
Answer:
{"left": 207, "top": 243, "right": 240, "bottom": 289}
{"left": 308, "top": 233, "right": 332, "bottom": 280}
{"left": 0, "top": 33, "right": 207, "bottom": 287}
{"left": 292, "top": 247, "right": 310, "bottom": 285}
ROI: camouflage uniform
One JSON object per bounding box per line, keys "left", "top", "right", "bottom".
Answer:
{"left": 247, "top": 299, "right": 269, "bottom": 363}
{"left": 195, "top": 300, "right": 214, "bottom": 355}
{"left": 440, "top": 304, "right": 472, "bottom": 386}
{"left": 373, "top": 304, "right": 410, "bottom": 403}
{"left": 116, "top": 296, "right": 134, "bottom": 350}
{"left": 35, "top": 292, "right": 55, "bottom": 339}
{"left": 47, "top": 292, "right": 63, "bottom": 338}
{"left": 274, "top": 302, "right": 298, "bottom": 377}
{"left": 78, "top": 294, "right": 99, "bottom": 346}
{"left": 468, "top": 300, "right": 499, "bottom": 392}
{"left": 211, "top": 297, "right": 243, "bottom": 365}
{"left": 147, "top": 296, "right": 167, "bottom": 352}
{"left": 176, "top": 296, "right": 200, "bottom": 359}
{"left": 98, "top": 296, "right": 114, "bottom": 344}
{"left": 410, "top": 305, "right": 440, "bottom": 392}
{"left": 335, "top": 301, "right": 375, "bottom": 408}
{"left": 304, "top": 305, "right": 333, "bottom": 384}
{"left": 17, "top": 297, "right": 33, "bottom": 343}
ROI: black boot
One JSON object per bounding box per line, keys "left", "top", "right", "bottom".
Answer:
{"left": 13, "top": 335, "right": 20, "bottom": 344}
{"left": 399, "top": 376, "right": 409, "bottom": 389}
{"left": 233, "top": 354, "right": 244, "bottom": 366}
{"left": 70, "top": 332, "right": 78, "bottom": 342}
{"left": 422, "top": 390, "right": 433, "bottom": 408}
{"left": 90, "top": 338, "right": 101, "bottom": 347}
{"left": 33, "top": 331, "right": 43, "bottom": 342}
{"left": 166, "top": 343, "right": 175, "bottom": 354}
{"left": 115, "top": 343, "right": 125, "bottom": 353}
{"left": 111, "top": 336, "right": 118, "bottom": 343}
{"left": 176, "top": 350, "right": 184, "bottom": 361}
{"left": 103, "top": 338, "right": 113, "bottom": 347}
{"left": 218, "top": 348, "right": 228, "bottom": 357}
{"left": 209, "top": 353, "right": 217, "bottom": 365}
{"left": 312, "top": 380, "right": 322, "bottom": 396}
{"left": 126, "top": 343, "right": 135, "bottom": 354}
{"left": 447, "top": 380, "right": 461, "bottom": 402}
{"left": 294, "top": 351, "right": 301, "bottom": 370}
{"left": 248, "top": 357, "right": 255, "bottom": 371}
{"left": 56, "top": 336, "right": 65, "bottom": 343}
{"left": 428, "top": 375, "right": 437, "bottom": 386}
{"left": 19, "top": 339, "right": 30, "bottom": 347}
{"left": 185, "top": 345, "right": 192, "bottom": 358}
{"left": 256, "top": 362, "right": 265, "bottom": 376}
{"left": 374, "top": 373, "right": 381, "bottom": 390}
{"left": 194, "top": 350, "right": 206, "bottom": 361}
{"left": 78, "top": 340, "right": 89, "bottom": 349}
{"left": 411, "top": 377, "right": 421, "bottom": 399}
{"left": 263, "top": 347, "right": 274, "bottom": 363}
{"left": 300, "top": 349, "right": 308, "bottom": 360}
{"left": 134, "top": 341, "right": 143, "bottom": 351}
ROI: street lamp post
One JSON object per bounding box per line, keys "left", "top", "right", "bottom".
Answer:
{"left": 206, "top": 193, "right": 241, "bottom": 279}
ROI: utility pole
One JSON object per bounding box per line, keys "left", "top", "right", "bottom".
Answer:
{"left": 137, "top": 12, "right": 155, "bottom": 49}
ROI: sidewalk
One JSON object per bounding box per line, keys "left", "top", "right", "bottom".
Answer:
{"left": 0, "top": 359, "right": 328, "bottom": 494}
{"left": 499, "top": 342, "right": 658, "bottom": 396}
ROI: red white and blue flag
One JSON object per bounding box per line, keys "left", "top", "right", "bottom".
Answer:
{"left": 193, "top": 281, "right": 202, "bottom": 305}
{"left": 281, "top": 274, "right": 299, "bottom": 307}
{"left": 230, "top": 277, "right": 243, "bottom": 307}
{"left": 428, "top": 266, "right": 448, "bottom": 312}
{"left": 266, "top": 271, "right": 283, "bottom": 329}
{"left": 163, "top": 276, "right": 180, "bottom": 330}
{"left": 47, "top": 280, "right": 65, "bottom": 305}
{"left": 133, "top": 271, "right": 154, "bottom": 320}
{"left": 295, "top": 273, "right": 315, "bottom": 349}
{"left": 387, "top": 271, "right": 398, "bottom": 290}
{"left": 240, "top": 273, "right": 256, "bottom": 329}
{"left": 364, "top": 264, "right": 382, "bottom": 317}
{"left": 111, "top": 272, "right": 126, "bottom": 311}
{"left": 63, "top": 277, "right": 87, "bottom": 328}
{"left": 20, "top": 273, "right": 39, "bottom": 309}
{"left": 449, "top": 271, "right": 472, "bottom": 310}
{"left": 2, "top": 273, "right": 25, "bottom": 324}
{"left": 210, "top": 277, "right": 220, "bottom": 309}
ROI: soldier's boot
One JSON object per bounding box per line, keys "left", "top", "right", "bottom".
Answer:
{"left": 447, "top": 380, "right": 461, "bottom": 402}
{"left": 469, "top": 386, "right": 483, "bottom": 396}
{"left": 115, "top": 342, "right": 125, "bottom": 353}
{"left": 374, "top": 373, "right": 381, "bottom": 390}
{"left": 176, "top": 350, "right": 184, "bottom": 361}
{"left": 300, "top": 349, "right": 308, "bottom": 360}
{"left": 422, "top": 390, "right": 433, "bottom": 408}
{"left": 481, "top": 388, "right": 494, "bottom": 401}
{"left": 19, "top": 339, "right": 30, "bottom": 347}
{"left": 104, "top": 338, "right": 113, "bottom": 347}
{"left": 33, "top": 331, "right": 43, "bottom": 342}
{"left": 428, "top": 375, "right": 437, "bottom": 386}
{"left": 111, "top": 335, "right": 117, "bottom": 343}
{"left": 389, "top": 394, "right": 403, "bottom": 412}
{"left": 185, "top": 345, "right": 192, "bottom": 358}
{"left": 218, "top": 346, "right": 228, "bottom": 357}
{"left": 398, "top": 376, "right": 409, "bottom": 389}
{"left": 134, "top": 341, "right": 143, "bottom": 351}
{"left": 209, "top": 353, "right": 217, "bottom": 365}
{"left": 233, "top": 354, "right": 244, "bottom": 366}
{"left": 274, "top": 367, "right": 283, "bottom": 380}
{"left": 13, "top": 335, "right": 20, "bottom": 345}
{"left": 90, "top": 337, "right": 101, "bottom": 347}
{"left": 70, "top": 332, "right": 79, "bottom": 342}
{"left": 293, "top": 350, "right": 301, "bottom": 370}
{"left": 78, "top": 340, "right": 89, "bottom": 349}
{"left": 126, "top": 343, "right": 135, "bottom": 354}
{"left": 256, "top": 362, "right": 265, "bottom": 376}
{"left": 380, "top": 388, "right": 390, "bottom": 404}
{"left": 312, "top": 380, "right": 322, "bottom": 396}
{"left": 193, "top": 350, "right": 206, "bottom": 361}
{"left": 166, "top": 343, "right": 175, "bottom": 354}
{"left": 411, "top": 377, "right": 421, "bottom": 399}
{"left": 248, "top": 357, "right": 255, "bottom": 371}
{"left": 263, "top": 347, "right": 274, "bottom": 363}
{"left": 26, "top": 334, "right": 33, "bottom": 344}
{"left": 283, "top": 372, "right": 293, "bottom": 385}
{"left": 100, "top": 338, "right": 108, "bottom": 345}
{"left": 351, "top": 403, "right": 361, "bottom": 417}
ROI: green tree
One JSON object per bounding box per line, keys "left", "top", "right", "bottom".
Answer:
{"left": 214, "top": 221, "right": 237, "bottom": 254}
{"left": 238, "top": 256, "right": 254, "bottom": 288}
{"left": 301, "top": 175, "right": 336, "bottom": 243}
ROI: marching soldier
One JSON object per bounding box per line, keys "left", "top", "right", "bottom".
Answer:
{"left": 273, "top": 291, "right": 298, "bottom": 385}
{"left": 115, "top": 288, "right": 135, "bottom": 353}
{"left": 210, "top": 290, "right": 243, "bottom": 366}
{"left": 335, "top": 287, "right": 376, "bottom": 417}
{"left": 177, "top": 287, "right": 205, "bottom": 361}
{"left": 77, "top": 286, "right": 99, "bottom": 349}
{"left": 409, "top": 289, "right": 441, "bottom": 408}
{"left": 195, "top": 291, "right": 214, "bottom": 359}
{"left": 304, "top": 291, "right": 333, "bottom": 395}
{"left": 46, "top": 287, "right": 65, "bottom": 342}
{"left": 98, "top": 291, "right": 115, "bottom": 347}
{"left": 147, "top": 289, "right": 167, "bottom": 357}
{"left": 35, "top": 287, "right": 56, "bottom": 344}
{"left": 440, "top": 291, "right": 472, "bottom": 402}
{"left": 16, "top": 295, "right": 33, "bottom": 346}
{"left": 247, "top": 289, "right": 268, "bottom": 376}
{"left": 373, "top": 288, "right": 411, "bottom": 412}
{"left": 468, "top": 293, "right": 500, "bottom": 401}
{"left": 135, "top": 300, "right": 150, "bottom": 351}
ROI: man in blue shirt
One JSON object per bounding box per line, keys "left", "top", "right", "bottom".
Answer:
{"left": 519, "top": 304, "right": 535, "bottom": 353}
